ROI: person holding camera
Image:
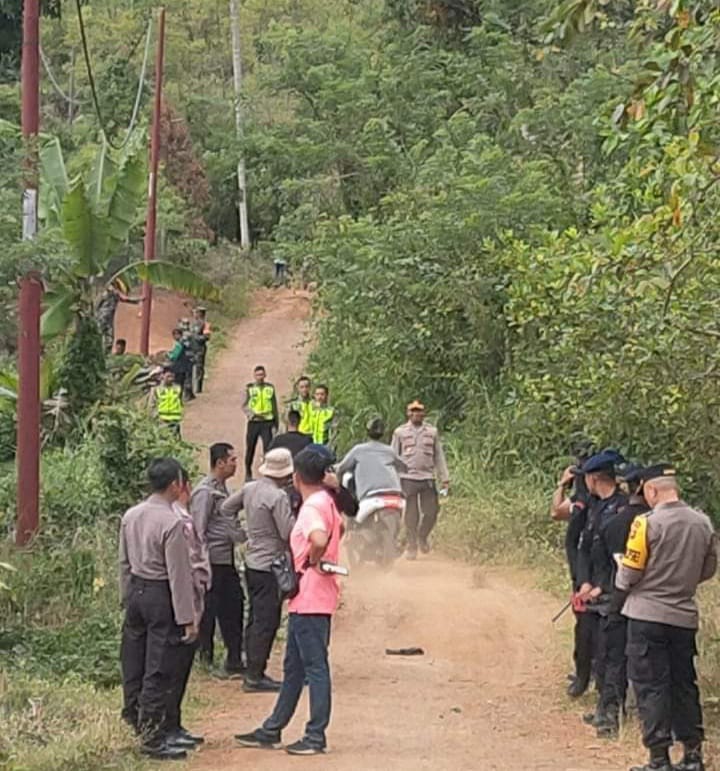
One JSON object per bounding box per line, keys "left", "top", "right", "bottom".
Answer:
{"left": 235, "top": 446, "right": 345, "bottom": 756}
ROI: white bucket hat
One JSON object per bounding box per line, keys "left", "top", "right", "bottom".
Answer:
{"left": 259, "top": 447, "right": 294, "bottom": 478}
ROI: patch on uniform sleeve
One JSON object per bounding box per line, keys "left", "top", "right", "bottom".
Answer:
{"left": 622, "top": 514, "right": 649, "bottom": 570}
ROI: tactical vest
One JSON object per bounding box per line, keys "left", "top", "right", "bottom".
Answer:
{"left": 311, "top": 405, "right": 335, "bottom": 445}
{"left": 157, "top": 385, "right": 183, "bottom": 423}
{"left": 290, "top": 397, "right": 314, "bottom": 435}
{"left": 248, "top": 383, "right": 276, "bottom": 421}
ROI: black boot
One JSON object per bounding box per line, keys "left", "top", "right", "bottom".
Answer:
{"left": 630, "top": 748, "right": 672, "bottom": 771}
{"left": 567, "top": 678, "right": 589, "bottom": 698}
{"left": 674, "top": 748, "right": 705, "bottom": 771}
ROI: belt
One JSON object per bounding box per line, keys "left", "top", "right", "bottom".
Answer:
{"left": 130, "top": 575, "right": 169, "bottom": 587}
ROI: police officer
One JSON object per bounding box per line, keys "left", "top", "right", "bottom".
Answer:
{"left": 191, "top": 443, "right": 246, "bottom": 676}
{"left": 119, "top": 457, "right": 197, "bottom": 760}
{"left": 166, "top": 468, "right": 210, "bottom": 751}
{"left": 550, "top": 442, "right": 596, "bottom": 698}
{"left": 242, "top": 365, "right": 279, "bottom": 480}
{"left": 586, "top": 463, "right": 648, "bottom": 738}
{"left": 289, "top": 376, "right": 314, "bottom": 437}
{"left": 190, "top": 307, "right": 211, "bottom": 394}
{"left": 618, "top": 465, "right": 718, "bottom": 771}
{"left": 149, "top": 367, "right": 184, "bottom": 438}
{"left": 574, "top": 450, "right": 627, "bottom": 728}
{"left": 309, "top": 384, "right": 335, "bottom": 446}
{"left": 391, "top": 400, "right": 449, "bottom": 560}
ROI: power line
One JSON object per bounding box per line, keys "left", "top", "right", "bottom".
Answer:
{"left": 74, "top": 0, "right": 153, "bottom": 151}
{"left": 39, "top": 45, "right": 84, "bottom": 106}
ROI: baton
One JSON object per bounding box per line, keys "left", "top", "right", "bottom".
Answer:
{"left": 552, "top": 599, "right": 572, "bottom": 624}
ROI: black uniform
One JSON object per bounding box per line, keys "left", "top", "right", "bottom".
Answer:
{"left": 593, "top": 495, "right": 646, "bottom": 730}
{"left": 575, "top": 488, "right": 627, "bottom": 702}
{"left": 565, "top": 476, "right": 597, "bottom": 693}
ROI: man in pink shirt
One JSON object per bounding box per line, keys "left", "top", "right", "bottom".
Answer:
{"left": 235, "top": 446, "right": 344, "bottom": 756}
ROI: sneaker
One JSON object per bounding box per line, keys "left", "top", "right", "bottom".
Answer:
{"left": 177, "top": 727, "right": 204, "bottom": 744}
{"left": 235, "top": 729, "right": 282, "bottom": 750}
{"left": 140, "top": 740, "right": 187, "bottom": 760}
{"left": 244, "top": 675, "right": 282, "bottom": 693}
{"left": 166, "top": 731, "right": 198, "bottom": 749}
{"left": 285, "top": 739, "right": 326, "bottom": 756}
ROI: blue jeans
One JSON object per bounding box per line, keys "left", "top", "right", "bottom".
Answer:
{"left": 262, "top": 613, "right": 332, "bottom": 748}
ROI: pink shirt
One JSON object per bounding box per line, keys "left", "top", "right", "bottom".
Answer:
{"left": 289, "top": 489, "right": 343, "bottom": 615}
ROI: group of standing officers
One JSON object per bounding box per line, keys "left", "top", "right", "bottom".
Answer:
{"left": 551, "top": 449, "right": 717, "bottom": 771}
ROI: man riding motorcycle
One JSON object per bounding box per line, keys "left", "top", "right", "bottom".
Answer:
{"left": 336, "top": 417, "right": 407, "bottom": 566}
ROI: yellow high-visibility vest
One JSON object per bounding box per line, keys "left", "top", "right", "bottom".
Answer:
{"left": 248, "top": 383, "right": 276, "bottom": 421}
{"left": 311, "top": 405, "right": 335, "bottom": 445}
{"left": 290, "top": 397, "right": 313, "bottom": 435}
{"left": 156, "top": 385, "right": 183, "bottom": 423}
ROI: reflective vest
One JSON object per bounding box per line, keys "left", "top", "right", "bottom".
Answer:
{"left": 310, "top": 404, "right": 335, "bottom": 445}
{"left": 290, "top": 397, "right": 313, "bottom": 436}
{"left": 248, "top": 383, "right": 276, "bottom": 421}
{"left": 156, "top": 385, "right": 183, "bottom": 423}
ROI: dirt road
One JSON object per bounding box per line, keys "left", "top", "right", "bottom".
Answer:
{"left": 181, "top": 288, "right": 635, "bottom": 771}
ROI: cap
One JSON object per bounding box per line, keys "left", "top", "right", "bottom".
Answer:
{"left": 581, "top": 449, "right": 624, "bottom": 475}
{"left": 636, "top": 463, "right": 677, "bottom": 484}
{"left": 407, "top": 400, "right": 425, "bottom": 411}
{"left": 259, "top": 448, "right": 294, "bottom": 478}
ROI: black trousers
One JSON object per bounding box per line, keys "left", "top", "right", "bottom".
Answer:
{"left": 574, "top": 610, "right": 600, "bottom": 689}
{"left": 402, "top": 478, "right": 439, "bottom": 548}
{"left": 194, "top": 350, "right": 207, "bottom": 393}
{"left": 245, "top": 568, "right": 282, "bottom": 680}
{"left": 627, "top": 619, "right": 704, "bottom": 751}
{"left": 245, "top": 420, "right": 274, "bottom": 477}
{"left": 120, "top": 577, "right": 185, "bottom": 744}
{"left": 167, "top": 640, "right": 196, "bottom": 733}
{"left": 597, "top": 613, "right": 628, "bottom": 721}
{"left": 198, "top": 564, "right": 245, "bottom": 670}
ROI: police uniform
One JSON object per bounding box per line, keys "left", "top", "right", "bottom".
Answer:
{"left": 617, "top": 465, "right": 718, "bottom": 771}
{"left": 391, "top": 406, "right": 449, "bottom": 554}
{"left": 288, "top": 395, "right": 314, "bottom": 437}
{"left": 309, "top": 401, "right": 335, "bottom": 446}
{"left": 167, "top": 502, "right": 211, "bottom": 739}
{"left": 574, "top": 451, "right": 627, "bottom": 720}
{"left": 191, "top": 475, "right": 246, "bottom": 672}
{"left": 119, "top": 494, "right": 195, "bottom": 752}
{"left": 190, "top": 315, "right": 211, "bottom": 394}
{"left": 243, "top": 381, "right": 279, "bottom": 479}
{"left": 564, "top": 470, "right": 597, "bottom": 697}
{"left": 151, "top": 383, "right": 184, "bottom": 438}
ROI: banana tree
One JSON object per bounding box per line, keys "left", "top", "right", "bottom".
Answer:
{"left": 39, "top": 137, "right": 219, "bottom": 339}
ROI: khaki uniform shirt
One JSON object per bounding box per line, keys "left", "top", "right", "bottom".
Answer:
{"left": 119, "top": 494, "right": 195, "bottom": 626}
{"left": 222, "top": 477, "right": 293, "bottom": 572}
{"left": 617, "top": 500, "right": 718, "bottom": 629}
{"left": 190, "top": 475, "right": 245, "bottom": 565}
{"left": 391, "top": 421, "right": 449, "bottom": 483}
{"left": 174, "top": 502, "right": 211, "bottom": 626}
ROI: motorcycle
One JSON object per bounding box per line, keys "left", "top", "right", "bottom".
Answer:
{"left": 345, "top": 491, "right": 405, "bottom": 569}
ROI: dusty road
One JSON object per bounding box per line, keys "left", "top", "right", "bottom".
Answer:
{"left": 180, "top": 288, "right": 637, "bottom": 771}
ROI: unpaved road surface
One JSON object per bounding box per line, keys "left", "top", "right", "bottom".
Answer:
{"left": 180, "top": 288, "right": 638, "bottom": 771}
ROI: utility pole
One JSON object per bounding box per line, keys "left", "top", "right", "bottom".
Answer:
{"left": 229, "top": 0, "right": 250, "bottom": 249}
{"left": 16, "top": 0, "right": 42, "bottom": 546}
{"left": 140, "top": 8, "right": 165, "bottom": 357}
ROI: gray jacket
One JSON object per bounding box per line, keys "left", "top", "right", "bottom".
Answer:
{"left": 337, "top": 441, "right": 407, "bottom": 501}
{"left": 617, "top": 500, "right": 718, "bottom": 629}
{"left": 221, "top": 477, "right": 294, "bottom": 571}
{"left": 190, "top": 475, "right": 245, "bottom": 566}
